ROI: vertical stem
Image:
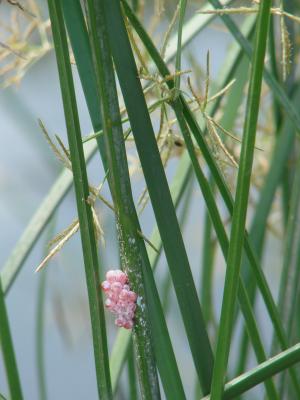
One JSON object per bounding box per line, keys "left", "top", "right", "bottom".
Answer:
{"left": 276, "top": 152, "right": 300, "bottom": 397}
{"left": 127, "top": 339, "right": 138, "bottom": 400}
{"left": 0, "top": 277, "right": 23, "bottom": 400}
{"left": 36, "top": 218, "right": 57, "bottom": 400}
{"left": 46, "top": 1, "right": 112, "bottom": 398}
{"left": 36, "top": 270, "right": 47, "bottom": 400}
{"left": 106, "top": 2, "right": 214, "bottom": 393}
{"left": 210, "top": 2, "right": 272, "bottom": 398}
{"left": 174, "top": 0, "right": 187, "bottom": 93}
{"left": 200, "top": 181, "right": 216, "bottom": 326}
{"left": 85, "top": 0, "right": 161, "bottom": 398}
{"left": 63, "top": 2, "right": 186, "bottom": 398}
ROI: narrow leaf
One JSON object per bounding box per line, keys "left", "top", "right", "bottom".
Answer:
{"left": 46, "top": 1, "right": 112, "bottom": 397}
{"left": 210, "top": 2, "right": 272, "bottom": 398}
{"left": 202, "top": 343, "right": 300, "bottom": 400}
{"left": 0, "top": 278, "right": 23, "bottom": 400}
{"left": 122, "top": 3, "right": 300, "bottom": 395}
{"left": 104, "top": 0, "right": 214, "bottom": 393}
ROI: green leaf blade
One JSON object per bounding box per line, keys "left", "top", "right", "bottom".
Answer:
{"left": 105, "top": 1, "right": 214, "bottom": 394}
{"left": 0, "top": 278, "right": 23, "bottom": 400}
{"left": 210, "top": 2, "right": 272, "bottom": 398}
{"left": 46, "top": 1, "right": 112, "bottom": 397}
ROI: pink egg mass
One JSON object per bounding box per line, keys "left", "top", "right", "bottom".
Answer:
{"left": 101, "top": 269, "right": 137, "bottom": 329}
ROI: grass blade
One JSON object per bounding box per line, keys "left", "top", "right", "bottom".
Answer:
{"left": 35, "top": 219, "right": 57, "bottom": 400}
{"left": 36, "top": 270, "right": 47, "bottom": 400}
{"left": 109, "top": 330, "right": 131, "bottom": 394}
{"left": 200, "top": 190, "right": 216, "bottom": 326}
{"left": 210, "top": 2, "right": 272, "bottom": 397}
{"left": 236, "top": 85, "right": 300, "bottom": 378}
{"left": 62, "top": 3, "right": 191, "bottom": 397}
{"left": 35, "top": 269, "right": 47, "bottom": 400}
{"left": 103, "top": 1, "right": 214, "bottom": 394}
{"left": 275, "top": 153, "right": 300, "bottom": 395}
{"left": 169, "top": 73, "right": 279, "bottom": 399}
{"left": 109, "top": 152, "right": 192, "bottom": 394}
{"left": 127, "top": 340, "right": 138, "bottom": 400}
{"left": 60, "top": 1, "right": 106, "bottom": 164}
{"left": 84, "top": 0, "right": 189, "bottom": 397}
{"left": 174, "top": 0, "right": 187, "bottom": 93}
{"left": 248, "top": 85, "right": 300, "bottom": 256}
{"left": 0, "top": 278, "right": 23, "bottom": 400}
{"left": 163, "top": 0, "right": 233, "bottom": 64}
{"left": 123, "top": 4, "right": 300, "bottom": 395}
{"left": 173, "top": 112, "right": 279, "bottom": 399}
{"left": 161, "top": 178, "right": 195, "bottom": 314}
{"left": 1, "top": 0, "right": 223, "bottom": 298}
{"left": 208, "top": 0, "right": 300, "bottom": 134}
{"left": 237, "top": 282, "right": 279, "bottom": 399}
{"left": 202, "top": 343, "right": 300, "bottom": 400}
{"left": 184, "top": 92, "right": 300, "bottom": 395}
{"left": 87, "top": 1, "right": 161, "bottom": 395}
{"left": 46, "top": 1, "right": 112, "bottom": 397}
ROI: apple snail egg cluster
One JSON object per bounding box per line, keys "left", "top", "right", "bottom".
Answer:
{"left": 101, "top": 269, "right": 137, "bottom": 329}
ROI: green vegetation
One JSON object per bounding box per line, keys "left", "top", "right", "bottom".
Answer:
{"left": 1, "top": 1, "right": 300, "bottom": 399}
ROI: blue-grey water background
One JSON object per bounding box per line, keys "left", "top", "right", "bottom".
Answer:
{"left": 0, "top": 3, "right": 283, "bottom": 399}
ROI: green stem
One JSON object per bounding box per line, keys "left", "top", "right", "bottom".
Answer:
{"left": 175, "top": 0, "right": 187, "bottom": 93}
{"left": 200, "top": 180, "right": 216, "bottom": 326}
{"left": 105, "top": 2, "right": 214, "bottom": 394}
{"left": 268, "top": 4, "right": 292, "bottom": 229}
{"left": 268, "top": 15, "right": 282, "bottom": 129}
{"left": 208, "top": 0, "right": 300, "bottom": 134}
{"left": 1, "top": 0, "right": 231, "bottom": 299}
{"left": 36, "top": 270, "right": 48, "bottom": 400}
{"left": 63, "top": 2, "right": 186, "bottom": 398}
{"left": 276, "top": 151, "right": 300, "bottom": 395}
{"left": 170, "top": 98, "right": 278, "bottom": 398}
{"left": 127, "top": 339, "right": 138, "bottom": 400}
{"left": 46, "top": 1, "right": 112, "bottom": 397}
{"left": 35, "top": 217, "right": 57, "bottom": 400}
{"left": 161, "top": 178, "right": 194, "bottom": 314}
{"left": 202, "top": 343, "right": 300, "bottom": 400}
{"left": 0, "top": 277, "right": 23, "bottom": 400}
{"left": 122, "top": 3, "right": 300, "bottom": 395}
{"left": 109, "top": 152, "right": 192, "bottom": 394}
{"left": 237, "top": 86, "right": 300, "bottom": 378}
{"left": 86, "top": 0, "right": 164, "bottom": 398}
{"left": 210, "top": 2, "right": 272, "bottom": 398}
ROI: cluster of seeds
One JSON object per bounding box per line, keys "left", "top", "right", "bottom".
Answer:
{"left": 101, "top": 269, "right": 137, "bottom": 329}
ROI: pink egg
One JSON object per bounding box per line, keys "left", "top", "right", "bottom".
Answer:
{"left": 115, "top": 270, "right": 128, "bottom": 285}
{"left": 101, "top": 281, "right": 110, "bottom": 291}
{"left": 123, "top": 320, "right": 133, "bottom": 329}
{"left": 101, "top": 269, "right": 137, "bottom": 330}
{"left": 111, "top": 282, "right": 122, "bottom": 293}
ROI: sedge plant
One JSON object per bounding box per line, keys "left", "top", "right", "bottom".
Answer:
{"left": 1, "top": 1, "right": 300, "bottom": 399}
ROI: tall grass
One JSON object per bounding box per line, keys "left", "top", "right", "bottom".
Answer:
{"left": 1, "top": 0, "right": 300, "bottom": 399}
